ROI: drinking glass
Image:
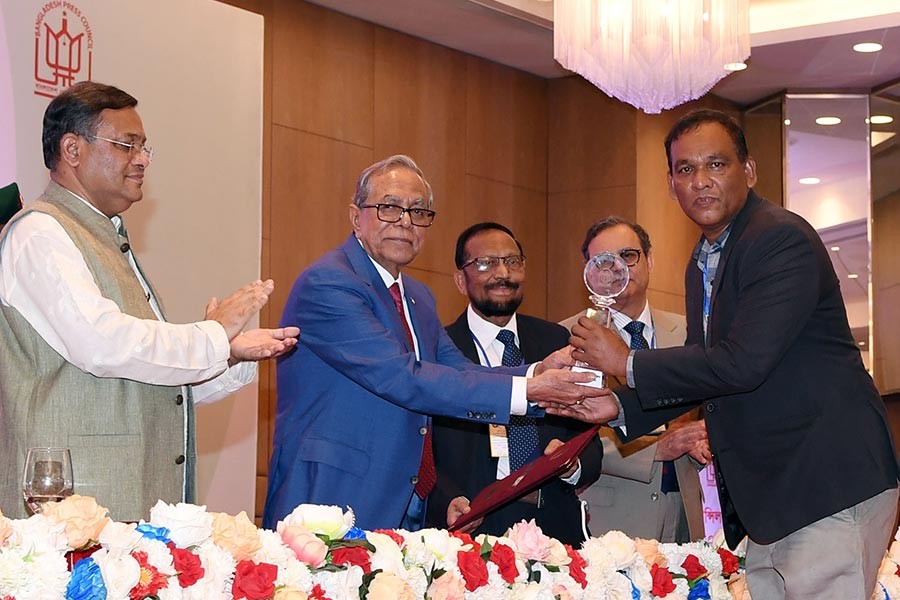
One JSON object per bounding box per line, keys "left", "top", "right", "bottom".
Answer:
{"left": 22, "top": 447, "right": 74, "bottom": 514}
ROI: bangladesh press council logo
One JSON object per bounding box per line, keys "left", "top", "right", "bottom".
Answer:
{"left": 34, "top": 1, "right": 93, "bottom": 99}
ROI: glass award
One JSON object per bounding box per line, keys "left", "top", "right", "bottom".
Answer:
{"left": 572, "top": 251, "right": 630, "bottom": 388}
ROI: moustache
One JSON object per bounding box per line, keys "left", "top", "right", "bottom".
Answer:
{"left": 485, "top": 281, "right": 520, "bottom": 291}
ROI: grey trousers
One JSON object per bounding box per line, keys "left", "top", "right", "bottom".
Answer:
{"left": 745, "top": 486, "right": 899, "bottom": 600}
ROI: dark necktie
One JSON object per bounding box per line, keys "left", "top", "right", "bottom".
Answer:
{"left": 625, "top": 320, "right": 678, "bottom": 493}
{"left": 496, "top": 329, "right": 540, "bottom": 472}
{"left": 388, "top": 283, "right": 435, "bottom": 498}
{"left": 623, "top": 320, "right": 649, "bottom": 350}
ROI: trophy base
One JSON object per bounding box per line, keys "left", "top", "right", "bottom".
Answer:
{"left": 572, "top": 363, "right": 606, "bottom": 390}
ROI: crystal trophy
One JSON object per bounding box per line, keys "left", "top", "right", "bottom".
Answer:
{"left": 572, "top": 251, "right": 630, "bottom": 388}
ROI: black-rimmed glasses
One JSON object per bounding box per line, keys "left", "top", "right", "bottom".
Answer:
{"left": 88, "top": 135, "right": 154, "bottom": 162}
{"left": 618, "top": 248, "right": 643, "bottom": 267}
{"left": 360, "top": 203, "right": 435, "bottom": 227}
{"left": 461, "top": 255, "right": 526, "bottom": 272}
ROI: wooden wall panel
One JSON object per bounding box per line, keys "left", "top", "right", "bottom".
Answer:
{"left": 548, "top": 77, "right": 636, "bottom": 194}
{"left": 546, "top": 186, "right": 637, "bottom": 322}
{"left": 466, "top": 57, "right": 548, "bottom": 193}
{"left": 464, "top": 175, "right": 549, "bottom": 318}
{"left": 373, "top": 29, "right": 468, "bottom": 277}
{"left": 272, "top": 0, "right": 374, "bottom": 147}
{"left": 269, "top": 126, "right": 374, "bottom": 316}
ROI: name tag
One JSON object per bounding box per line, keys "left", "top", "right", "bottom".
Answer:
{"left": 488, "top": 424, "right": 509, "bottom": 458}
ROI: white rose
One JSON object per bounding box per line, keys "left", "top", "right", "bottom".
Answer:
{"left": 9, "top": 514, "right": 68, "bottom": 554}
{"left": 312, "top": 564, "right": 364, "bottom": 599}
{"left": 368, "top": 531, "right": 406, "bottom": 576}
{"left": 99, "top": 521, "right": 141, "bottom": 556}
{"left": 280, "top": 504, "right": 354, "bottom": 539}
{"left": 597, "top": 530, "right": 640, "bottom": 570}
{"left": 92, "top": 548, "right": 141, "bottom": 600}
{"left": 149, "top": 500, "right": 213, "bottom": 548}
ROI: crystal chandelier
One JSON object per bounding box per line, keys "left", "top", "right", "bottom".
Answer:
{"left": 553, "top": 0, "right": 751, "bottom": 114}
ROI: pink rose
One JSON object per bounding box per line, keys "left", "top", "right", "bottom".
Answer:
{"left": 634, "top": 537, "right": 667, "bottom": 568}
{"left": 506, "top": 519, "right": 551, "bottom": 561}
{"left": 277, "top": 523, "right": 327, "bottom": 567}
{"left": 427, "top": 572, "right": 466, "bottom": 600}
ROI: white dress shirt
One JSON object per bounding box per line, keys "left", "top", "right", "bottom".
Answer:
{"left": 0, "top": 192, "right": 256, "bottom": 405}
{"left": 465, "top": 305, "right": 581, "bottom": 483}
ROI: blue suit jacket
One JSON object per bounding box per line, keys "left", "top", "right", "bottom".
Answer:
{"left": 263, "top": 235, "right": 526, "bottom": 530}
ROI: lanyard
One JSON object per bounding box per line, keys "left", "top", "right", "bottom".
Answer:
{"left": 471, "top": 333, "right": 494, "bottom": 368}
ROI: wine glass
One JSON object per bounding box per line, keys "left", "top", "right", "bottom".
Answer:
{"left": 22, "top": 447, "right": 74, "bottom": 514}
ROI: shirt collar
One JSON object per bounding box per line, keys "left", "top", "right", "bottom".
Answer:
{"left": 357, "top": 236, "right": 406, "bottom": 293}
{"left": 610, "top": 300, "right": 653, "bottom": 337}
{"left": 466, "top": 304, "right": 518, "bottom": 348}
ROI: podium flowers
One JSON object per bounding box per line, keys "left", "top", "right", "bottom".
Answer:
{"left": 7, "top": 493, "right": 900, "bottom": 599}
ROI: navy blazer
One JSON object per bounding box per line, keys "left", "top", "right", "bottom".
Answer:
{"left": 263, "top": 235, "right": 528, "bottom": 530}
{"left": 427, "top": 311, "right": 604, "bottom": 545}
{"left": 617, "top": 191, "right": 900, "bottom": 548}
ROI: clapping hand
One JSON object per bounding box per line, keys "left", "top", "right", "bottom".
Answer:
{"left": 206, "top": 279, "right": 275, "bottom": 340}
{"left": 229, "top": 326, "right": 300, "bottom": 365}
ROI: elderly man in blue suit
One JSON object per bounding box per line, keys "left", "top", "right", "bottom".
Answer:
{"left": 263, "top": 155, "right": 605, "bottom": 531}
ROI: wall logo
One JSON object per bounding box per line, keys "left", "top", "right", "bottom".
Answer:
{"left": 34, "top": 2, "right": 93, "bottom": 99}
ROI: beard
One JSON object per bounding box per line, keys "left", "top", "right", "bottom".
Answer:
{"left": 471, "top": 282, "right": 523, "bottom": 318}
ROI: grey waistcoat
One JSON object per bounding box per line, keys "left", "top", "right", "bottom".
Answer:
{"left": 0, "top": 181, "right": 195, "bottom": 521}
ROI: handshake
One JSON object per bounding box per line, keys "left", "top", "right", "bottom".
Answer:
{"left": 525, "top": 315, "right": 636, "bottom": 424}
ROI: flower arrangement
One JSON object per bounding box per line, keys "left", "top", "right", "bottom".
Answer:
{"left": 0, "top": 495, "right": 893, "bottom": 599}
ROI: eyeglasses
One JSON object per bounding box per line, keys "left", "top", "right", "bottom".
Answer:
{"left": 88, "top": 135, "right": 154, "bottom": 162}
{"left": 461, "top": 255, "right": 526, "bottom": 272}
{"left": 359, "top": 203, "right": 435, "bottom": 227}
{"left": 618, "top": 248, "right": 643, "bottom": 267}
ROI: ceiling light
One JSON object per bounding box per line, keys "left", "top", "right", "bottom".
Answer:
{"left": 816, "top": 116, "right": 841, "bottom": 126}
{"left": 870, "top": 115, "right": 894, "bottom": 125}
{"left": 853, "top": 42, "right": 883, "bottom": 53}
{"left": 830, "top": 246, "right": 840, "bottom": 252}
{"left": 847, "top": 273, "right": 859, "bottom": 279}
{"left": 724, "top": 62, "right": 748, "bottom": 72}
{"left": 799, "top": 177, "right": 820, "bottom": 185}
{"left": 553, "top": 0, "right": 750, "bottom": 114}
{"left": 783, "top": 119, "right": 791, "bottom": 126}
{"left": 858, "top": 341, "right": 866, "bottom": 347}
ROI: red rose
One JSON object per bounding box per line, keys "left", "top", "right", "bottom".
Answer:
{"left": 168, "top": 542, "right": 205, "bottom": 587}
{"left": 681, "top": 554, "right": 708, "bottom": 580}
{"left": 232, "top": 560, "right": 278, "bottom": 600}
{"left": 310, "top": 584, "right": 332, "bottom": 600}
{"left": 651, "top": 563, "right": 677, "bottom": 597}
{"left": 450, "top": 530, "right": 476, "bottom": 548}
{"left": 457, "top": 550, "right": 489, "bottom": 591}
{"left": 331, "top": 546, "right": 372, "bottom": 573}
{"left": 374, "top": 529, "right": 406, "bottom": 548}
{"left": 564, "top": 544, "right": 587, "bottom": 589}
{"left": 717, "top": 547, "right": 740, "bottom": 577}
{"left": 489, "top": 543, "right": 519, "bottom": 584}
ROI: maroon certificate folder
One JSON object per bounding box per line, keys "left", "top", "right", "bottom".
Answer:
{"left": 448, "top": 424, "right": 601, "bottom": 531}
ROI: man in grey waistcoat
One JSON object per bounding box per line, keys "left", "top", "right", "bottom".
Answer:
{"left": 0, "top": 81, "right": 298, "bottom": 521}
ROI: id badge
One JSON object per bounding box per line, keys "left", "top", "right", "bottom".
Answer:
{"left": 488, "top": 424, "right": 509, "bottom": 458}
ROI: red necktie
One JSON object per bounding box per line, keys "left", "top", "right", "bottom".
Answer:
{"left": 389, "top": 283, "right": 436, "bottom": 498}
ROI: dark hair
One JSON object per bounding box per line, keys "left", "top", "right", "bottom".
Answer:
{"left": 455, "top": 222, "right": 524, "bottom": 269}
{"left": 580, "top": 216, "right": 651, "bottom": 261}
{"left": 42, "top": 81, "right": 138, "bottom": 170}
{"left": 664, "top": 109, "right": 749, "bottom": 173}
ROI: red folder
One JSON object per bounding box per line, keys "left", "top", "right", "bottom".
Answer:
{"left": 448, "top": 424, "right": 601, "bottom": 531}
